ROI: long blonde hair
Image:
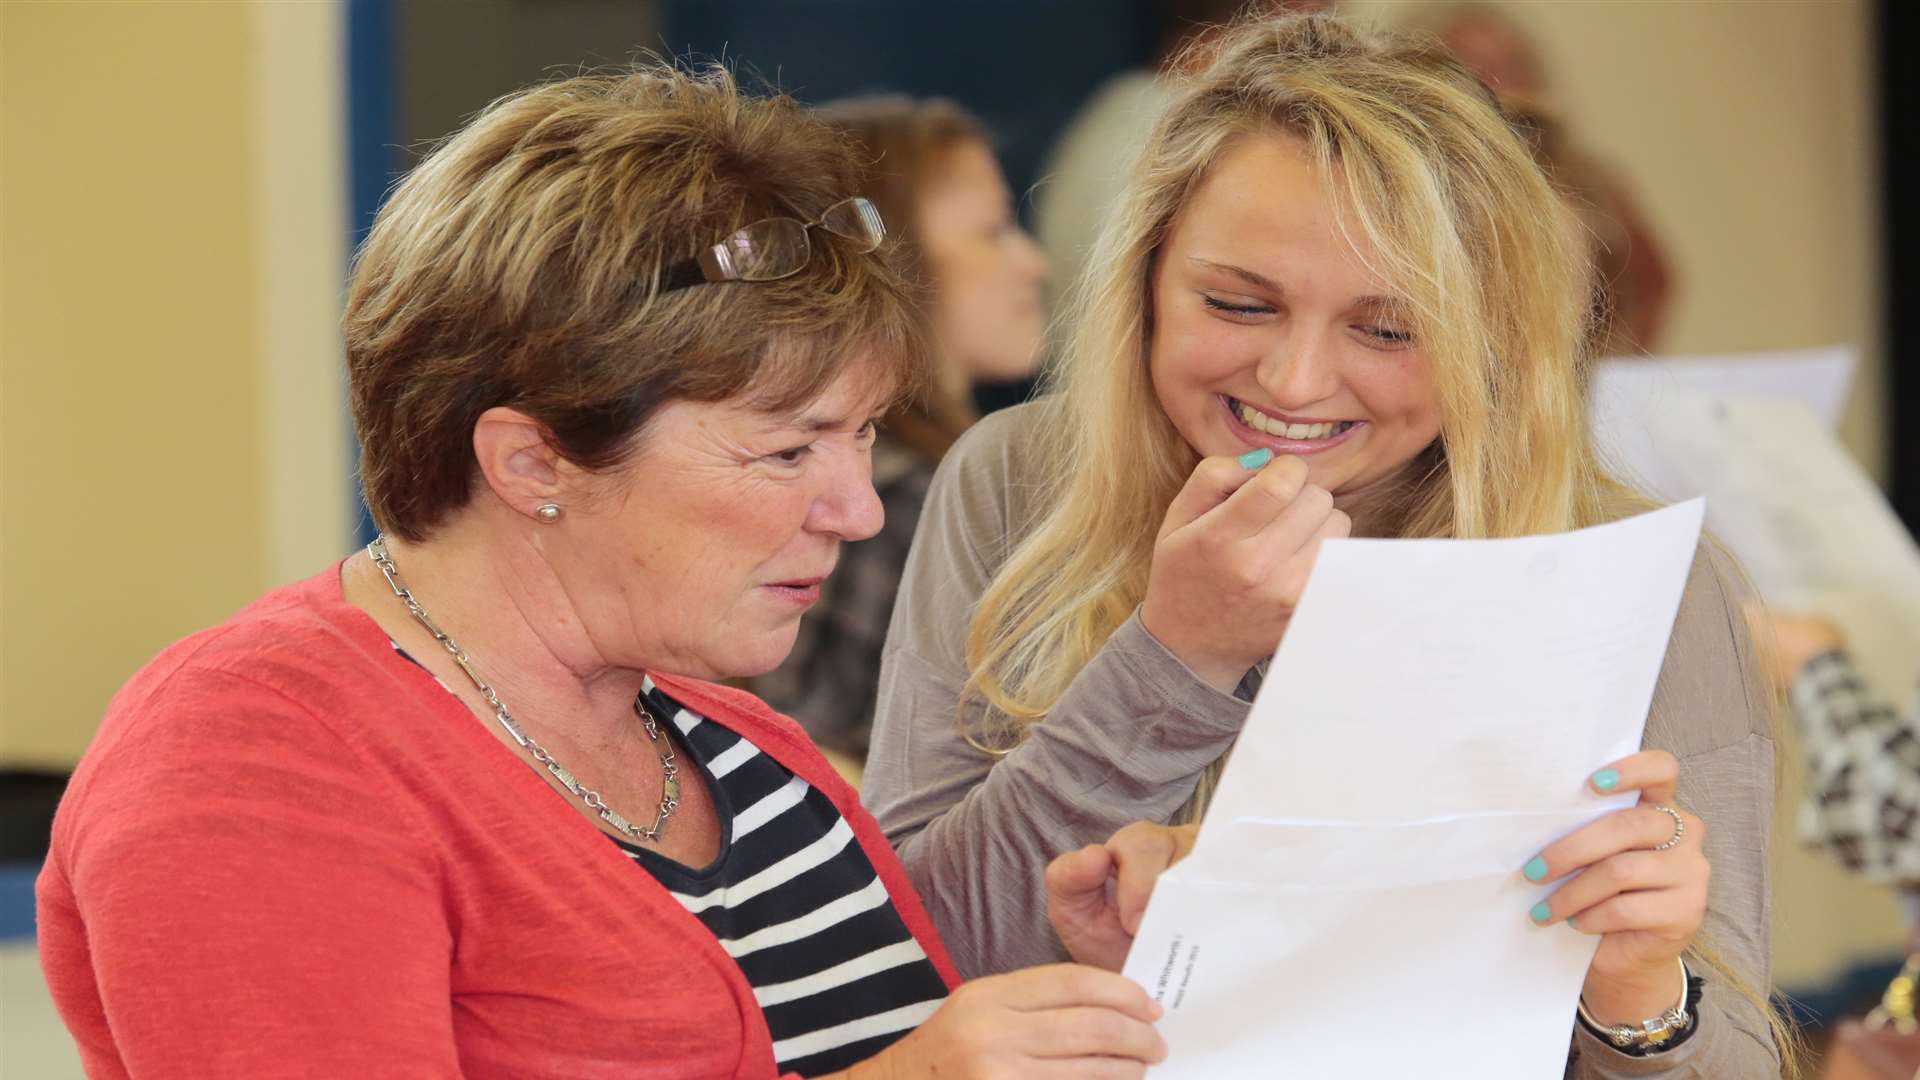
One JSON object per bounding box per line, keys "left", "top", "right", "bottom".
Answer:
{"left": 965, "top": 13, "right": 1794, "bottom": 1068}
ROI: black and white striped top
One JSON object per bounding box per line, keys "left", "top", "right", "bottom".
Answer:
{"left": 613, "top": 676, "right": 949, "bottom": 1076}
{"left": 391, "top": 642, "right": 949, "bottom": 1075}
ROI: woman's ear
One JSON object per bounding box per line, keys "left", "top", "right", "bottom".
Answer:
{"left": 472, "top": 407, "right": 567, "bottom": 522}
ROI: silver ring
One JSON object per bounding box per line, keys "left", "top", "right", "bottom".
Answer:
{"left": 1652, "top": 804, "right": 1686, "bottom": 851}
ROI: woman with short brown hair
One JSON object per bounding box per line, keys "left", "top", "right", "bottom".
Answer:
{"left": 37, "top": 64, "right": 1162, "bottom": 1079}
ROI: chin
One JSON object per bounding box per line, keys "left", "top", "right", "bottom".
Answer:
{"left": 711, "top": 631, "right": 804, "bottom": 683}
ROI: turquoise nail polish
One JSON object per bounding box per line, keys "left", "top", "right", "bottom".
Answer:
{"left": 1591, "top": 768, "right": 1621, "bottom": 792}
{"left": 1530, "top": 901, "right": 1553, "bottom": 925}
{"left": 1568, "top": 915, "right": 1579, "bottom": 931}
{"left": 1237, "top": 448, "right": 1273, "bottom": 469}
{"left": 1523, "top": 856, "right": 1548, "bottom": 883}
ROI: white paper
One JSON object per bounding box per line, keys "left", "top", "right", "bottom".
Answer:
{"left": 1589, "top": 347, "right": 1855, "bottom": 506}
{"left": 1594, "top": 345, "right": 1855, "bottom": 431}
{"left": 1122, "top": 501, "right": 1706, "bottom": 1079}
{"left": 1594, "top": 388, "right": 1920, "bottom": 709}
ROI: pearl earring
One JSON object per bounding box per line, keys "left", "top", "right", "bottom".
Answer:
{"left": 535, "top": 503, "right": 562, "bottom": 523}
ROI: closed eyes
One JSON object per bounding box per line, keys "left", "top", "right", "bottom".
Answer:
{"left": 1202, "top": 294, "right": 1413, "bottom": 347}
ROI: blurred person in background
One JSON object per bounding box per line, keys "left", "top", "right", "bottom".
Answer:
{"left": 1761, "top": 610, "right": 1920, "bottom": 892}
{"left": 1506, "top": 102, "right": 1672, "bottom": 358}
{"left": 1421, "top": 1, "right": 1675, "bottom": 355}
{"left": 1035, "top": 0, "right": 1319, "bottom": 302}
{"left": 867, "top": 13, "right": 1788, "bottom": 1074}
{"left": 1755, "top": 609, "right": 1920, "bottom": 1074}
{"left": 749, "top": 96, "right": 1047, "bottom": 770}
{"left": 1426, "top": 0, "right": 1545, "bottom": 99}
{"left": 35, "top": 64, "right": 1167, "bottom": 1079}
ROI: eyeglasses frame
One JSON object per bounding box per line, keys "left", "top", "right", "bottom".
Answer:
{"left": 657, "top": 196, "right": 884, "bottom": 294}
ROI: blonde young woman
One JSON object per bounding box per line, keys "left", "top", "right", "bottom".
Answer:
{"left": 864, "top": 14, "right": 1784, "bottom": 1075}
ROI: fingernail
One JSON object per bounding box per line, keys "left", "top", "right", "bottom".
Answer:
{"left": 1238, "top": 448, "right": 1273, "bottom": 469}
{"left": 1530, "top": 901, "right": 1553, "bottom": 925}
{"left": 1591, "top": 768, "right": 1621, "bottom": 792}
{"left": 1567, "top": 915, "right": 1579, "bottom": 931}
{"left": 1522, "top": 856, "right": 1549, "bottom": 883}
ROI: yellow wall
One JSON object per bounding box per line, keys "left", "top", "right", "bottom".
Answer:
{"left": 1526, "top": 0, "right": 1882, "bottom": 483}
{"left": 1354, "top": 0, "right": 1883, "bottom": 477}
{"left": 0, "top": 2, "right": 349, "bottom": 769}
{"left": 252, "top": 6, "right": 355, "bottom": 589}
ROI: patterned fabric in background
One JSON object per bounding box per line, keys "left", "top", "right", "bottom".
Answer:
{"left": 1794, "top": 649, "right": 1920, "bottom": 884}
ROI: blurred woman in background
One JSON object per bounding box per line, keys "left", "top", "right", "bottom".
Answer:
{"left": 750, "top": 96, "right": 1048, "bottom": 768}
{"left": 1422, "top": 1, "right": 1676, "bottom": 356}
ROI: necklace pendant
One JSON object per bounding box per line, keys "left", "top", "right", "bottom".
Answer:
{"left": 663, "top": 773, "right": 682, "bottom": 806}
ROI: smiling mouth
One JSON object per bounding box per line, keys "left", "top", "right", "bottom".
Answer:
{"left": 1224, "top": 396, "right": 1359, "bottom": 440}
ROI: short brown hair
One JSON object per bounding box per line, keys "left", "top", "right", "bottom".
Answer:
{"left": 345, "top": 64, "right": 924, "bottom": 541}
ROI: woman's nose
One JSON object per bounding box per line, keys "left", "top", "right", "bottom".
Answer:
{"left": 1256, "top": 327, "right": 1342, "bottom": 409}
{"left": 810, "top": 455, "right": 885, "bottom": 542}
{"left": 1012, "top": 226, "right": 1048, "bottom": 281}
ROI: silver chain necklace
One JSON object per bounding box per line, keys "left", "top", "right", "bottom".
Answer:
{"left": 367, "top": 536, "right": 681, "bottom": 843}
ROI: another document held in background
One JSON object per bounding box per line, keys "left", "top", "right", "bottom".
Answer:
{"left": 1120, "top": 500, "right": 1706, "bottom": 1079}
{"left": 1588, "top": 347, "right": 1854, "bottom": 505}
{"left": 1592, "top": 369, "right": 1920, "bottom": 709}
{"left": 1594, "top": 346, "right": 1855, "bottom": 431}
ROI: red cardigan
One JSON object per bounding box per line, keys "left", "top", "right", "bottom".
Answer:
{"left": 37, "top": 567, "right": 961, "bottom": 1079}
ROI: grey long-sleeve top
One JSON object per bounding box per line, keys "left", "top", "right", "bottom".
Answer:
{"left": 864, "top": 401, "right": 1781, "bottom": 1077}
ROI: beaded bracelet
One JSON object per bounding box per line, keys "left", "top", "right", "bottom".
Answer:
{"left": 1575, "top": 959, "right": 1706, "bottom": 1057}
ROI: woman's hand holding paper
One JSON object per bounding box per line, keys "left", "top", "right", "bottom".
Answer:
{"left": 1044, "top": 823, "right": 1200, "bottom": 972}
{"left": 1140, "top": 452, "right": 1350, "bottom": 693}
{"left": 843, "top": 965, "right": 1167, "bottom": 1080}
{"left": 1521, "top": 749, "right": 1708, "bottom": 1025}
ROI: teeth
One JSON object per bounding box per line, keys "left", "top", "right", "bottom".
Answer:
{"left": 1233, "top": 399, "right": 1350, "bottom": 441}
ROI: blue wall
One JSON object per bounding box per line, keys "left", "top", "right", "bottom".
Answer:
{"left": 661, "top": 1, "right": 1158, "bottom": 216}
